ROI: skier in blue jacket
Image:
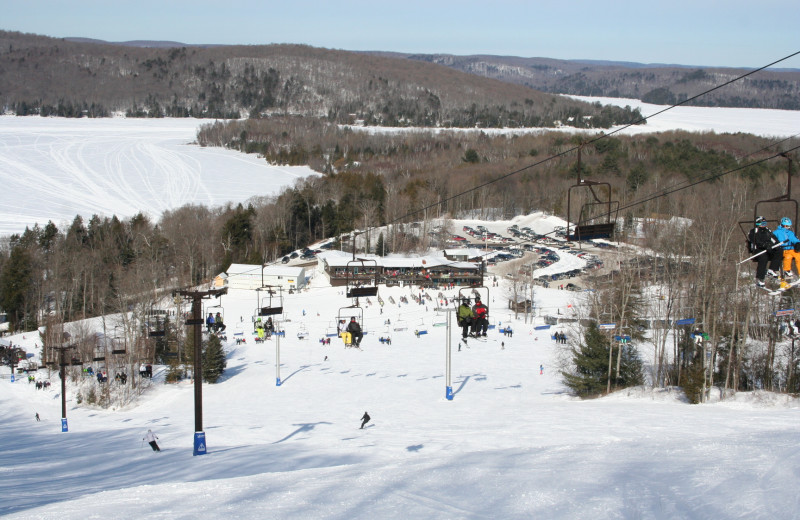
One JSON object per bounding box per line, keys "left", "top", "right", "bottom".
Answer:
{"left": 773, "top": 217, "right": 800, "bottom": 278}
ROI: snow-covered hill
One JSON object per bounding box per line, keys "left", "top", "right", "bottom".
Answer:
{"left": 1, "top": 270, "right": 798, "bottom": 519}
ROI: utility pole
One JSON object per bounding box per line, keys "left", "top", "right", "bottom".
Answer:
{"left": 176, "top": 287, "right": 227, "bottom": 456}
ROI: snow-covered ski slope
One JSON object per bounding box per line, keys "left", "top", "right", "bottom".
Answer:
{"left": 1, "top": 274, "right": 799, "bottom": 519}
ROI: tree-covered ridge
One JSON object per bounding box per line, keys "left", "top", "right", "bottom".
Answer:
{"left": 0, "top": 31, "right": 640, "bottom": 128}
{"left": 406, "top": 54, "right": 800, "bottom": 111}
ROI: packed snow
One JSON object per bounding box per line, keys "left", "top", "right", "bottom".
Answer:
{"left": 1, "top": 269, "right": 799, "bottom": 519}
{"left": 0, "top": 116, "right": 317, "bottom": 236}
{"left": 1, "top": 103, "right": 799, "bottom": 519}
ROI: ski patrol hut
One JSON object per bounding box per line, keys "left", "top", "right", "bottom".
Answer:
{"left": 225, "top": 263, "right": 306, "bottom": 291}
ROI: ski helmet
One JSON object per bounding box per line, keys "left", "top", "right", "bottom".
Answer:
{"left": 755, "top": 216, "right": 767, "bottom": 226}
{"left": 781, "top": 217, "right": 792, "bottom": 227}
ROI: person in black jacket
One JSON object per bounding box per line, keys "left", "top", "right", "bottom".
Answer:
{"left": 748, "top": 216, "right": 782, "bottom": 287}
{"left": 360, "top": 411, "right": 370, "bottom": 429}
{"left": 347, "top": 317, "right": 363, "bottom": 347}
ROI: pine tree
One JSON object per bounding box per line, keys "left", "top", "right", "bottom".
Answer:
{"left": 0, "top": 246, "right": 35, "bottom": 330}
{"left": 562, "top": 323, "right": 645, "bottom": 397}
{"left": 202, "top": 333, "right": 227, "bottom": 383}
{"left": 562, "top": 322, "right": 611, "bottom": 397}
{"left": 375, "top": 232, "right": 386, "bottom": 256}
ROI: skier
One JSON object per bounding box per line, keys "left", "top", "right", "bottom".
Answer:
{"left": 143, "top": 429, "right": 160, "bottom": 451}
{"left": 748, "top": 216, "right": 782, "bottom": 287}
{"left": 773, "top": 217, "right": 800, "bottom": 278}
{"left": 206, "top": 312, "right": 215, "bottom": 332}
{"left": 214, "top": 312, "right": 226, "bottom": 332}
{"left": 360, "top": 411, "right": 371, "bottom": 429}
{"left": 347, "top": 317, "right": 363, "bottom": 347}
{"left": 35, "top": 412, "right": 40, "bottom": 422}
{"left": 472, "top": 298, "right": 489, "bottom": 337}
{"left": 457, "top": 299, "right": 474, "bottom": 339}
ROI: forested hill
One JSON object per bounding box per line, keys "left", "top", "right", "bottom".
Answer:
{"left": 397, "top": 53, "right": 800, "bottom": 110}
{"left": 0, "top": 30, "right": 639, "bottom": 128}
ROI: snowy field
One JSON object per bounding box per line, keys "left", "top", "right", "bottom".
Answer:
{"left": 1, "top": 244, "right": 799, "bottom": 519}
{"left": 568, "top": 95, "right": 800, "bottom": 138}
{"left": 1, "top": 98, "right": 797, "bottom": 238}
{"left": 0, "top": 117, "right": 317, "bottom": 236}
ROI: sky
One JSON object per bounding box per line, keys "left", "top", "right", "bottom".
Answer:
{"left": 2, "top": 0, "right": 799, "bottom": 69}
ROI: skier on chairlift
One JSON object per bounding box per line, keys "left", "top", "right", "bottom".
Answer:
{"left": 748, "top": 216, "right": 782, "bottom": 288}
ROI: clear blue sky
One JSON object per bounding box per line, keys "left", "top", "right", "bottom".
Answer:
{"left": 3, "top": 0, "right": 799, "bottom": 68}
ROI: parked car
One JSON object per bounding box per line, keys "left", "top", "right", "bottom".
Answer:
{"left": 281, "top": 256, "right": 290, "bottom": 264}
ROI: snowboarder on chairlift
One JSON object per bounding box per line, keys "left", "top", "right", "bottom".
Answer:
{"left": 748, "top": 216, "right": 782, "bottom": 287}
{"left": 773, "top": 217, "right": 800, "bottom": 278}
{"left": 206, "top": 313, "right": 215, "bottom": 332}
{"left": 143, "top": 429, "right": 160, "bottom": 451}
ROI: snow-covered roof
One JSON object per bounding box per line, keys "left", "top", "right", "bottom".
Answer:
{"left": 263, "top": 265, "right": 305, "bottom": 277}
{"left": 226, "top": 263, "right": 305, "bottom": 278}
{"left": 226, "top": 263, "right": 263, "bottom": 276}
{"left": 319, "top": 250, "right": 479, "bottom": 270}
{"left": 443, "top": 248, "right": 488, "bottom": 258}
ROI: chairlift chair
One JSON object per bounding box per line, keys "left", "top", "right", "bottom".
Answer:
{"left": 432, "top": 309, "right": 447, "bottom": 327}
{"left": 297, "top": 324, "right": 309, "bottom": 340}
{"left": 738, "top": 154, "right": 798, "bottom": 244}
{"left": 393, "top": 320, "right": 408, "bottom": 331}
{"left": 345, "top": 259, "right": 379, "bottom": 298}
{"left": 146, "top": 308, "right": 167, "bottom": 337}
{"left": 337, "top": 305, "right": 365, "bottom": 346}
{"left": 92, "top": 345, "right": 106, "bottom": 362}
{"left": 258, "top": 287, "right": 284, "bottom": 316}
{"left": 111, "top": 327, "right": 126, "bottom": 355}
{"left": 566, "top": 147, "right": 619, "bottom": 242}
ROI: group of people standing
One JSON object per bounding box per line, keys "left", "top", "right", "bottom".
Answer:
{"left": 748, "top": 216, "right": 800, "bottom": 287}
{"left": 457, "top": 297, "right": 489, "bottom": 339}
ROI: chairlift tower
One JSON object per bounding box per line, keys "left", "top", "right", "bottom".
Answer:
{"left": 176, "top": 287, "right": 227, "bottom": 455}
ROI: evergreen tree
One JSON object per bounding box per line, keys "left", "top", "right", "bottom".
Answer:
{"left": 562, "top": 322, "right": 611, "bottom": 397}
{"left": 375, "top": 232, "right": 386, "bottom": 256}
{"left": 202, "top": 333, "right": 227, "bottom": 383}
{"left": 0, "top": 246, "right": 35, "bottom": 330}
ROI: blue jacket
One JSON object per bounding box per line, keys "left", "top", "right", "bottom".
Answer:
{"left": 773, "top": 226, "right": 799, "bottom": 250}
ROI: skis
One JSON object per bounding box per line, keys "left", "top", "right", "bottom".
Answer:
{"left": 764, "top": 277, "right": 800, "bottom": 295}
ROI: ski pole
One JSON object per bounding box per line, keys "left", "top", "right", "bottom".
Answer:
{"left": 738, "top": 241, "right": 786, "bottom": 264}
